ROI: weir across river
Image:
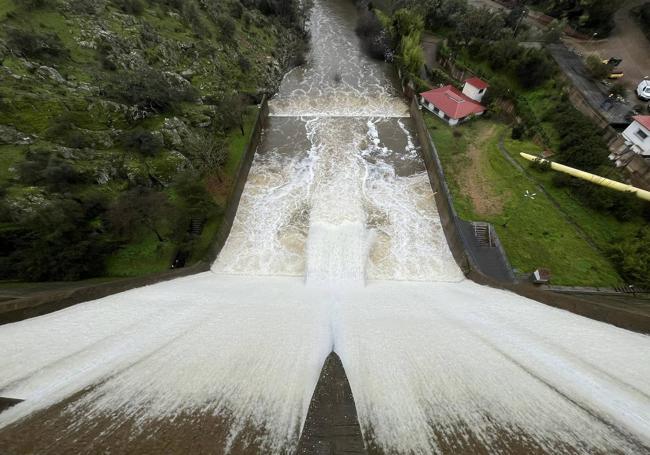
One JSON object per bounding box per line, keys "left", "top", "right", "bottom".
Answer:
{"left": 0, "top": 1, "right": 650, "bottom": 454}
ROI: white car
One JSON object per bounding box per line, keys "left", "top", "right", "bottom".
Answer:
{"left": 637, "top": 80, "right": 650, "bottom": 101}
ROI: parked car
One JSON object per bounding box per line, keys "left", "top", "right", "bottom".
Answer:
{"left": 637, "top": 80, "right": 650, "bottom": 101}
{"left": 602, "top": 57, "right": 623, "bottom": 67}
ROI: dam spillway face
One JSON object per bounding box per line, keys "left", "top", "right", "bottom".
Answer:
{"left": 1, "top": 0, "right": 650, "bottom": 454}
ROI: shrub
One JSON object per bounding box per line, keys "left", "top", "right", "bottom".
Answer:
{"left": 105, "top": 67, "right": 198, "bottom": 112}
{"left": 586, "top": 54, "right": 609, "bottom": 80}
{"left": 6, "top": 28, "right": 69, "bottom": 59}
{"left": 511, "top": 123, "right": 525, "bottom": 140}
{"left": 550, "top": 105, "right": 609, "bottom": 171}
{"left": 609, "top": 227, "right": 650, "bottom": 288}
{"left": 8, "top": 197, "right": 113, "bottom": 281}
{"left": 17, "top": 0, "right": 54, "bottom": 10}
{"left": 116, "top": 0, "right": 145, "bottom": 15}
{"left": 230, "top": 1, "right": 244, "bottom": 19}
{"left": 17, "top": 149, "right": 85, "bottom": 191}
{"left": 217, "top": 14, "right": 237, "bottom": 40}
{"left": 515, "top": 49, "right": 553, "bottom": 89}
{"left": 238, "top": 55, "right": 252, "bottom": 72}
{"left": 609, "top": 82, "right": 626, "bottom": 98}
{"left": 121, "top": 128, "right": 164, "bottom": 156}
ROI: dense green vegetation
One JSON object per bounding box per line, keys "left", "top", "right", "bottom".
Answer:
{"left": 524, "top": 0, "right": 617, "bottom": 36}
{"left": 0, "top": 0, "right": 308, "bottom": 281}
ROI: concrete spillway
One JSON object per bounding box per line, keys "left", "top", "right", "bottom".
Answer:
{"left": 1, "top": 0, "right": 650, "bottom": 454}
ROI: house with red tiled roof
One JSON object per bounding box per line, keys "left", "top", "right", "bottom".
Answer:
{"left": 622, "top": 115, "right": 650, "bottom": 156}
{"left": 419, "top": 78, "right": 488, "bottom": 126}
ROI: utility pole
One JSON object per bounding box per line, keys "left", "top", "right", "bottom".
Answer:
{"left": 513, "top": 7, "right": 529, "bottom": 38}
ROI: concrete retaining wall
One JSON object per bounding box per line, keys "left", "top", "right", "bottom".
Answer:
{"left": 0, "top": 98, "right": 270, "bottom": 325}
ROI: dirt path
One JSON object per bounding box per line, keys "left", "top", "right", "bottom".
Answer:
{"left": 457, "top": 125, "right": 506, "bottom": 217}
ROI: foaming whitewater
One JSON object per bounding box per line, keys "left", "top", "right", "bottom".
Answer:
{"left": 1, "top": 0, "right": 650, "bottom": 454}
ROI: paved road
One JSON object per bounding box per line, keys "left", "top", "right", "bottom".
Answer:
{"left": 548, "top": 43, "right": 632, "bottom": 125}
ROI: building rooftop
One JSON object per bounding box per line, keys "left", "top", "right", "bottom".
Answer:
{"left": 420, "top": 86, "right": 486, "bottom": 120}
{"left": 464, "top": 77, "right": 489, "bottom": 90}
{"left": 632, "top": 115, "right": 650, "bottom": 130}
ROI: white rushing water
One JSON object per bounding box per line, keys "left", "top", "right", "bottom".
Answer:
{"left": 1, "top": 0, "right": 650, "bottom": 454}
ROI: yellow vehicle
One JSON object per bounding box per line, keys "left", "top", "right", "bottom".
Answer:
{"left": 602, "top": 58, "right": 624, "bottom": 79}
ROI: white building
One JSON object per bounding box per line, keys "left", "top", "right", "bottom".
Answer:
{"left": 419, "top": 78, "right": 488, "bottom": 126}
{"left": 622, "top": 115, "right": 650, "bottom": 157}
{"left": 462, "top": 77, "right": 489, "bottom": 103}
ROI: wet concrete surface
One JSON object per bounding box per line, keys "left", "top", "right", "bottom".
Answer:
{"left": 297, "top": 353, "right": 366, "bottom": 455}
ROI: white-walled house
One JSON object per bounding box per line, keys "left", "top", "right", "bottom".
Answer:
{"left": 622, "top": 116, "right": 650, "bottom": 157}
{"left": 462, "top": 77, "right": 489, "bottom": 103}
{"left": 419, "top": 78, "right": 488, "bottom": 126}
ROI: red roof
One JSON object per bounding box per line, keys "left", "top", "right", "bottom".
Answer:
{"left": 465, "top": 77, "right": 489, "bottom": 90}
{"left": 633, "top": 115, "right": 650, "bottom": 130}
{"left": 420, "top": 86, "right": 486, "bottom": 120}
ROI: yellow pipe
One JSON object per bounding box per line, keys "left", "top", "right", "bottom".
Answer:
{"left": 520, "top": 153, "right": 650, "bottom": 202}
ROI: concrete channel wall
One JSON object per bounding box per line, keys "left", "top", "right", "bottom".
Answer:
{"left": 0, "top": 98, "right": 270, "bottom": 325}
{"left": 409, "top": 96, "right": 650, "bottom": 334}
{"left": 409, "top": 97, "right": 515, "bottom": 283}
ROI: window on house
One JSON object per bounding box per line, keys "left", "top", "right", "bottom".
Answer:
{"left": 478, "top": 88, "right": 485, "bottom": 94}
{"left": 636, "top": 129, "right": 648, "bottom": 140}
{"left": 443, "top": 114, "right": 449, "bottom": 120}
{"left": 433, "top": 107, "right": 439, "bottom": 113}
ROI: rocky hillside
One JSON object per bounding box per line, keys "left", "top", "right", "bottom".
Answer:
{"left": 0, "top": 0, "right": 307, "bottom": 281}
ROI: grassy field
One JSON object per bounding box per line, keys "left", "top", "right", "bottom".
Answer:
{"left": 426, "top": 115, "right": 624, "bottom": 286}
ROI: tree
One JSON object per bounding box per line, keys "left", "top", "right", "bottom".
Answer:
{"left": 218, "top": 95, "right": 246, "bottom": 135}
{"left": 609, "top": 227, "right": 650, "bottom": 288}
{"left": 454, "top": 7, "right": 505, "bottom": 45}
{"left": 585, "top": 54, "right": 608, "bottom": 80}
{"left": 173, "top": 171, "right": 219, "bottom": 217}
{"left": 109, "top": 188, "right": 175, "bottom": 242}
{"left": 184, "top": 131, "right": 229, "bottom": 176}
{"left": 8, "top": 197, "right": 112, "bottom": 281}
{"left": 106, "top": 67, "right": 198, "bottom": 113}
{"left": 515, "top": 48, "right": 553, "bottom": 89}
{"left": 391, "top": 8, "right": 424, "bottom": 42}
{"left": 399, "top": 31, "right": 424, "bottom": 75}
{"left": 541, "top": 19, "right": 566, "bottom": 44}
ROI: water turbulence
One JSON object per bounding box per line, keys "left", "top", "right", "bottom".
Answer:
{"left": 1, "top": 0, "right": 650, "bottom": 454}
